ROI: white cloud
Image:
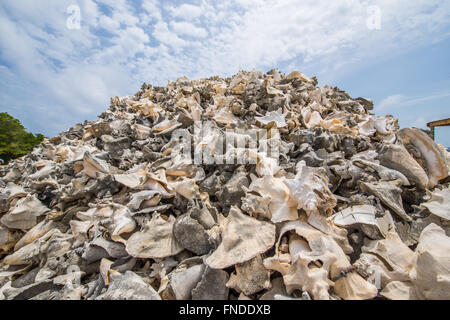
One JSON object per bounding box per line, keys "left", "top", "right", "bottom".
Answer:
{"left": 170, "top": 21, "right": 208, "bottom": 38}
{"left": 377, "top": 92, "right": 450, "bottom": 111}
{"left": 409, "top": 116, "right": 428, "bottom": 129}
{"left": 402, "top": 92, "right": 450, "bottom": 106}
{"left": 377, "top": 94, "right": 406, "bottom": 111}
{"left": 1, "top": 0, "right": 450, "bottom": 137}
{"left": 169, "top": 3, "right": 203, "bottom": 20}
{"left": 153, "top": 21, "right": 187, "bottom": 48}
{"left": 141, "top": 0, "right": 162, "bottom": 22}
{"left": 99, "top": 15, "right": 120, "bottom": 32}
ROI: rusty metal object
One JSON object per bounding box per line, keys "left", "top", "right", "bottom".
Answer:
{"left": 427, "top": 118, "right": 450, "bottom": 140}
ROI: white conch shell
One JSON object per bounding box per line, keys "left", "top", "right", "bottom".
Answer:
{"left": 100, "top": 258, "right": 120, "bottom": 285}
{"left": 128, "top": 99, "right": 162, "bottom": 118}
{"left": 377, "top": 143, "right": 429, "bottom": 189}
{"left": 334, "top": 271, "right": 378, "bottom": 300}
{"left": 82, "top": 152, "right": 110, "bottom": 178}
{"left": 212, "top": 107, "right": 239, "bottom": 125}
{"left": 410, "top": 223, "right": 450, "bottom": 300}
{"left": 352, "top": 159, "right": 410, "bottom": 185}
{"left": 264, "top": 221, "right": 377, "bottom": 300}
{"left": 152, "top": 118, "right": 182, "bottom": 134}
{"left": 127, "top": 190, "right": 161, "bottom": 210}
{"left": 380, "top": 281, "right": 418, "bottom": 300}
{"left": 308, "top": 212, "right": 353, "bottom": 254}
{"left": 125, "top": 213, "right": 183, "bottom": 259}
{"left": 14, "top": 219, "right": 56, "bottom": 251}
{"left": 255, "top": 109, "right": 287, "bottom": 128}
{"left": 301, "top": 107, "right": 323, "bottom": 129}
{"left": 96, "top": 271, "right": 161, "bottom": 300}
{"left": 168, "top": 264, "right": 204, "bottom": 300}
{"left": 246, "top": 175, "right": 298, "bottom": 223}
{"left": 226, "top": 255, "right": 271, "bottom": 295}
{"left": 420, "top": 187, "right": 450, "bottom": 221}
{"left": 0, "top": 227, "right": 21, "bottom": 254}
{"left": 354, "top": 253, "right": 404, "bottom": 290}
{"left": 398, "top": 128, "right": 448, "bottom": 188}
{"left": 360, "top": 181, "right": 412, "bottom": 222}
{"left": 205, "top": 206, "right": 275, "bottom": 269}
{"left": 132, "top": 124, "right": 151, "bottom": 140}
{"left": 2, "top": 183, "right": 27, "bottom": 202}
{"left": 114, "top": 165, "right": 148, "bottom": 189}
{"left": 114, "top": 173, "right": 145, "bottom": 189}
{"left": 109, "top": 207, "right": 136, "bottom": 244}
{"left": 69, "top": 219, "right": 92, "bottom": 248}
{"left": 354, "top": 231, "right": 414, "bottom": 299}
{"left": 321, "top": 118, "right": 357, "bottom": 136}
{"left": 362, "top": 231, "right": 415, "bottom": 280}
{"left": 329, "top": 205, "right": 395, "bottom": 238}
{"left": 168, "top": 178, "right": 199, "bottom": 200}
{"left": 358, "top": 115, "right": 395, "bottom": 137}
{"left": 330, "top": 205, "right": 378, "bottom": 227}
{"left": 259, "top": 277, "right": 288, "bottom": 300}
{"left": 283, "top": 161, "right": 336, "bottom": 216}
{"left": 287, "top": 70, "right": 313, "bottom": 83}
{"left": 28, "top": 160, "right": 55, "bottom": 180}
{"left": 3, "top": 229, "right": 57, "bottom": 265}
{"left": 0, "top": 194, "right": 49, "bottom": 230}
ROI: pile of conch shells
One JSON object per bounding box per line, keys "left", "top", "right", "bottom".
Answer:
{"left": 1, "top": 69, "right": 449, "bottom": 300}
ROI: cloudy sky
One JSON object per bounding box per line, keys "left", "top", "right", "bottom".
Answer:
{"left": 1, "top": 0, "right": 449, "bottom": 145}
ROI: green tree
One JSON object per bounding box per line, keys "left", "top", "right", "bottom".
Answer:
{"left": 0, "top": 112, "right": 45, "bottom": 164}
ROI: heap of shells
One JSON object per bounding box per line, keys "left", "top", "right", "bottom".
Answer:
{"left": 0, "top": 69, "right": 449, "bottom": 300}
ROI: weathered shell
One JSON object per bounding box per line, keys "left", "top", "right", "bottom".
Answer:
{"left": 226, "top": 255, "right": 271, "bottom": 296}
{"left": 96, "top": 271, "right": 161, "bottom": 300}
{"left": 205, "top": 206, "right": 275, "bottom": 269}
{"left": 0, "top": 194, "right": 49, "bottom": 230}
{"left": 420, "top": 187, "right": 450, "bottom": 221}
{"left": 167, "top": 263, "right": 204, "bottom": 300}
{"left": 82, "top": 152, "right": 110, "bottom": 178}
{"left": 264, "top": 220, "right": 377, "bottom": 300}
{"left": 377, "top": 143, "right": 429, "bottom": 189}
{"left": 398, "top": 128, "right": 448, "bottom": 187}
{"left": 329, "top": 205, "right": 395, "bottom": 238}
{"left": 410, "top": 223, "right": 450, "bottom": 300}
{"left": 360, "top": 181, "right": 412, "bottom": 222}
{"left": 125, "top": 214, "right": 183, "bottom": 259}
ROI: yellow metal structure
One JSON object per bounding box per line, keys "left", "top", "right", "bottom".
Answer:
{"left": 427, "top": 118, "right": 450, "bottom": 140}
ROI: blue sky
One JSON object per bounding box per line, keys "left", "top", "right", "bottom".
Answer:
{"left": 0, "top": 0, "right": 449, "bottom": 146}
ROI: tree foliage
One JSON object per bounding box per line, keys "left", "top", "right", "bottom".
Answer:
{"left": 0, "top": 112, "right": 45, "bottom": 164}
